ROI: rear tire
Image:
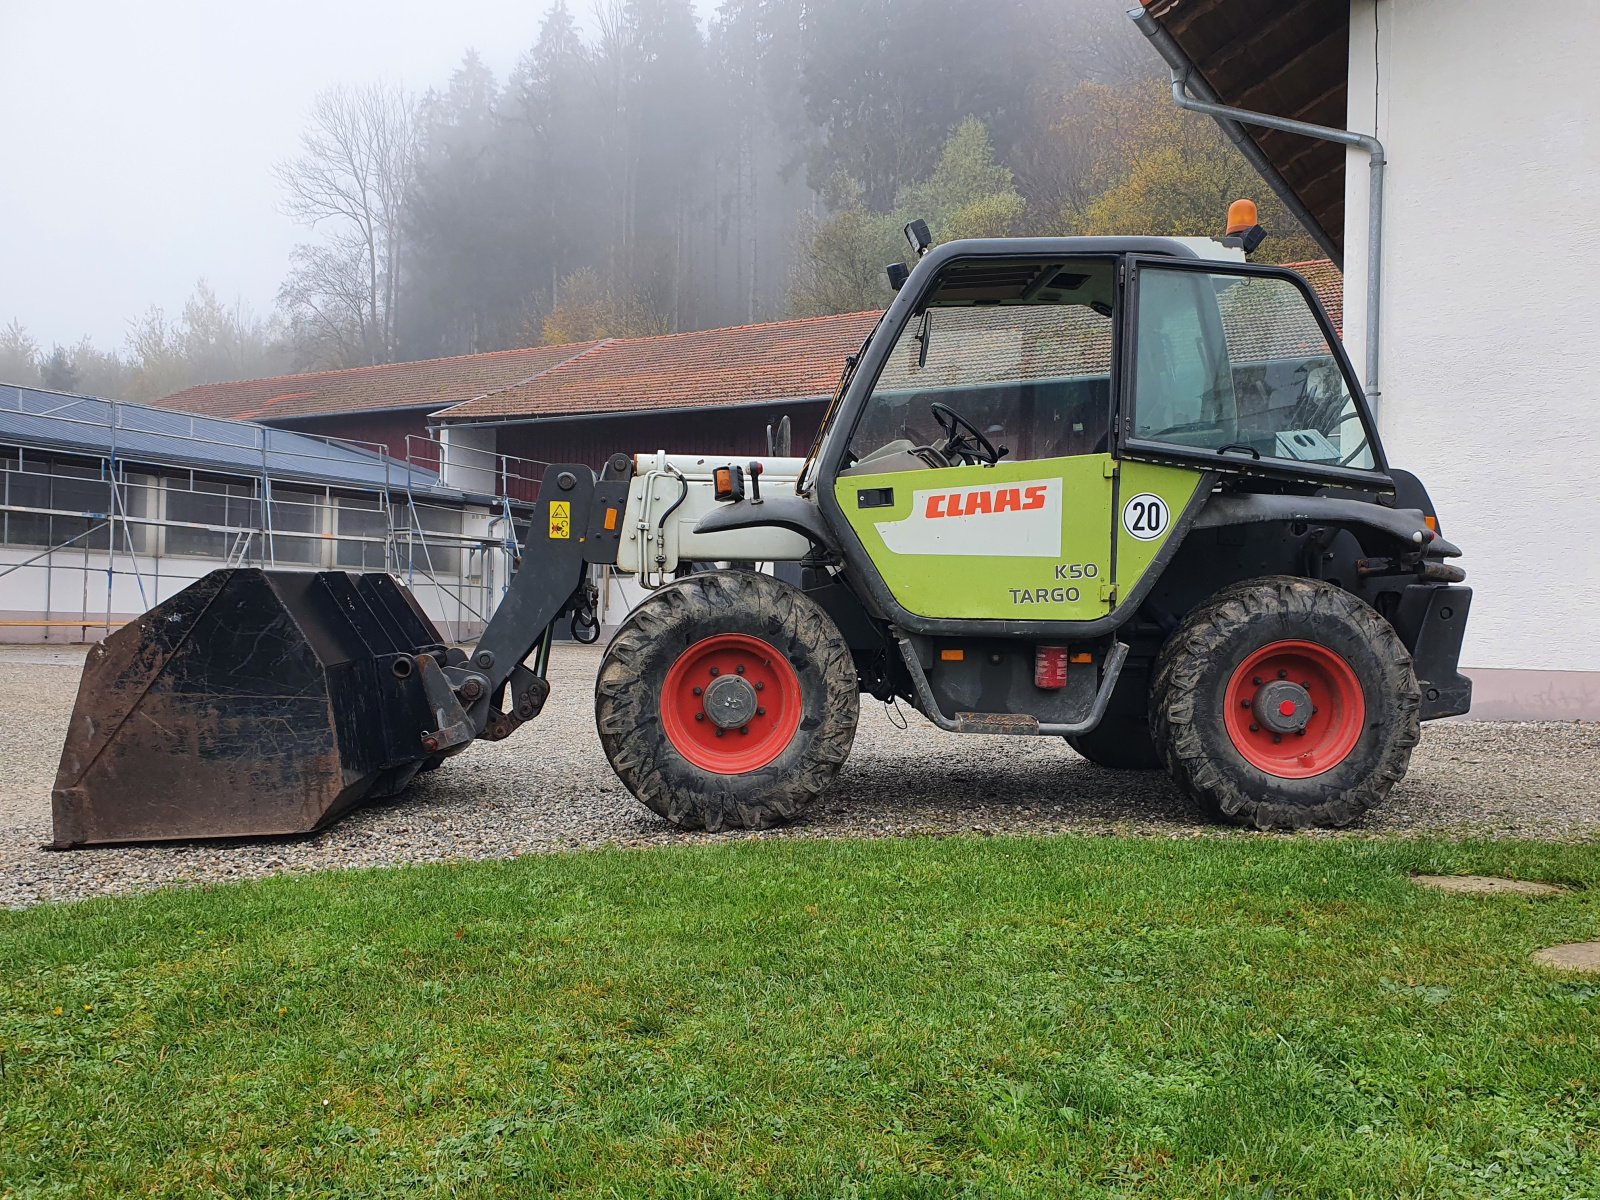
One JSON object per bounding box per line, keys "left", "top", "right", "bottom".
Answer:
{"left": 596, "top": 570, "right": 858, "bottom": 831}
{"left": 1065, "top": 715, "right": 1161, "bottom": 770}
{"left": 1150, "top": 576, "right": 1420, "bottom": 829}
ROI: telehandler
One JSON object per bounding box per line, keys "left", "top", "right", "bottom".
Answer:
{"left": 51, "top": 211, "right": 1471, "bottom": 847}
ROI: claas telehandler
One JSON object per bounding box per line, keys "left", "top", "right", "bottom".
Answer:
{"left": 51, "top": 214, "right": 1471, "bottom": 847}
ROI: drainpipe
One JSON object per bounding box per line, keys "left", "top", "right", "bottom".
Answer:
{"left": 1127, "top": 6, "right": 1387, "bottom": 415}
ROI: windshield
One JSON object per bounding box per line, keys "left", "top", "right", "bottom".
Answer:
{"left": 1133, "top": 267, "right": 1374, "bottom": 470}
{"left": 844, "top": 257, "right": 1116, "bottom": 472}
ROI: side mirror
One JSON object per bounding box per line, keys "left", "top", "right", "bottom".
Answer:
{"left": 904, "top": 219, "right": 932, "bottom": 258}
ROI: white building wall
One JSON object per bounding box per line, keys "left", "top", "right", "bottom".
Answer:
{"left": 438, "top": 425, "right": 500, "bottom": 496}
{"left": 1345, "top": 0, "right": 1600, "bottom": 716}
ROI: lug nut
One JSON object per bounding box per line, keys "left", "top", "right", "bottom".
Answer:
{"left": 756, "top": 707, "right": 765, "bottom": 717}
{"left": 1249, "top": 723, "right": 1260, "bottom": 733}
{"left": 1273, "top": 734, "right": 1282, "bottom": 744}
{"left": 1302, "top": 681, "right": 1311, "bottom": 689}
{"left": 754, "top": 681, "right": 764, "bottom": 691}
{"left": 709, "top": 667, "right": 720, "bottom": 677}
{"left": 1253, "top": 676, "right": 1263, "bottom": 687}
{"left": 735, "top": 664, "right": 746, "bottom": 675}
{"left": 739, "top": 726, "right": 749, "bottom": 735}
{"left": 1277, "top": 669, "right": 1288, "bottom": 679}
{"left": 1240, "top": 698, "right": 1251, "bottom": 708}
{"left": 693, "top": 686, "right": 703, "bottom": 696}
{"left": 1295, "top": 729, "right": 1306, "bottom": 737}
{"left": 695, "top": 712, "right": 705, "bottom": 722}
{"left": 715, "top": 728, "right": 725, "bottom": 738}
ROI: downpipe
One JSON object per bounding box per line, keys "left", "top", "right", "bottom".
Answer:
{"left": 1127, "top": 6, "right": 1387, "bottom": 416}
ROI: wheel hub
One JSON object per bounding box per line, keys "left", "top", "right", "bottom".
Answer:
{"left": 1223, "top": 639, "right": 1366, "bottom": 779}
{"left": 659, "top": 633, "right": 803, "bottom": 775}
{"left": 1252, "top": 680, "right": 1310, "bottom": 734}
{"left": 703, "top": 674, "right": 758, "bottom": 729}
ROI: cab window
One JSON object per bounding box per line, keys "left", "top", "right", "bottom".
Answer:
{"left": 1131, "top": 267, "right": 1375, "bottom": 470}
{"left": 844, "top": 257, "right": 1115, "bottom": 474}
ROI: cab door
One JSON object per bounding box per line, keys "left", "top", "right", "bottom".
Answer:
{"left": 832, "top": 259, "right": 1121, "bottom": 624}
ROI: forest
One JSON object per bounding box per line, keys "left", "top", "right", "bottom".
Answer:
{"left": 1, "top": 0, "right": 1322, "bottom": 404}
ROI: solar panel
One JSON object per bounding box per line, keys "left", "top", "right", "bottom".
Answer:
{"left": 0, "top": 384, "right": 461, "bottom": 498}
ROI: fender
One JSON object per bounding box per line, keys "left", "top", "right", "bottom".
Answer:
{"left": 693, "top": 493, "right": 839, "bottom": 554}
{"left": 1193, "top": 494, "right": 1462, "bottom": 560}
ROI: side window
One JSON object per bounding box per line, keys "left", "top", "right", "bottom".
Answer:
{"left": 1133, "top": 267, "right": 1375, "bottom": 471}
{"left": 846, "top": 258, "right": 1116, "bottom": 472}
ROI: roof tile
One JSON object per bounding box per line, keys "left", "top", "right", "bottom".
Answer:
{"left": 440, "top": 311, "right": 882, "bottom": 422}
{"left": 153, "top": 261, "right": 1342, "bottom": 425}
{"left": 156, "top": 341, "right": 599, "bottom": 420}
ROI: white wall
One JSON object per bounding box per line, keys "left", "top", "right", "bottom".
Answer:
{"left": 438, "top": 425, "right": 500, "bottom": 496}
{"left": 1345, "top": 0, "right": 1600, "bottom": 713}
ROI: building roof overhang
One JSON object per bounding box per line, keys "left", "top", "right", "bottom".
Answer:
{"left": 1136, "top": 0, "right": 1350, "bottom": 257}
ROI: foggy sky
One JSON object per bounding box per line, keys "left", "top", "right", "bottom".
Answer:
{"left": 1, "top": 0, "right": 714, "bottom": 353}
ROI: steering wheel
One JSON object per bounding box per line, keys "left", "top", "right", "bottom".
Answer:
{"left": 930, "top": 401, "right": 1004, "bottom": 466}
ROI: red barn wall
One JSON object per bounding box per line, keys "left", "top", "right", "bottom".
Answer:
{"left": 266, "top": 410, "right": 439, "bottom": 472}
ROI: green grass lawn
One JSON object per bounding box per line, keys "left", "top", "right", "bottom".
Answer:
{"left": 3, "top": 836, "right": 1599, "bottom": 1199}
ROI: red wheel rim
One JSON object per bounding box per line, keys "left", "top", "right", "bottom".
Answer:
{"left": 1223, "top": 639, "right": 1365, "bottom": 779}
{"left": 660, "top": 634, "right": 803, "bottom": 774}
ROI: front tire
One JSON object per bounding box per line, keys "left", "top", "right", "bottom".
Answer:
{"left": 595, "top": 570, "right": 858, "bottom": 831}
{"left": 1150, "top": 576, "right": 1421, "bottom": 829}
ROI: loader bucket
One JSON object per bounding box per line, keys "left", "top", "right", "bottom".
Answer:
{"left": 51, "top": 568, "right": 452, "bottom": 848}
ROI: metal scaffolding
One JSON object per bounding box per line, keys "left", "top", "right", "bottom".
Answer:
{"left": 0, "top": 386, "right": 544, "bottom": 643}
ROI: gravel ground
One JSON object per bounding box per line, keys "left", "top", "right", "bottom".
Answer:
{"left": 3, "top": 643, "right": 1597, "bottom": 909}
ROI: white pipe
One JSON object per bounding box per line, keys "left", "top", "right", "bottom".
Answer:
{"left": 1127, "top": 6, "right": 1388, "bottom": 414}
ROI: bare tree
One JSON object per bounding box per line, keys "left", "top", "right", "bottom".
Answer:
{"left": 274, "top": 83, "right": 418, "bottom": 367}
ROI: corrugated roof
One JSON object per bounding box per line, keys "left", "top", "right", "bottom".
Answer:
{"left": 156, "top": 340, "right": 600, "bottom": 421}
{"left": 439, "top": 311, "right": 884, "bottom": 422}
{"left": 0, "top": 384, "right": 464, "bottom": 498}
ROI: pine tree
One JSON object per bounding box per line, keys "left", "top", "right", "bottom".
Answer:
{"left": 40, "top": 345, "right": 80, "bottom": 393}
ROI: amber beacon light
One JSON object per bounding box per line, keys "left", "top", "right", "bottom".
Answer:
{"left": 1226, "top": 198, "right": 1259, "bottom": 235}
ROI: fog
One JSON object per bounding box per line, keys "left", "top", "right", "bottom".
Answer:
{"left": 1, "top": 0, "right": 714, "bottom": 350}
{"left": 1, "top": 0, "right": 1297, "bottom": 401}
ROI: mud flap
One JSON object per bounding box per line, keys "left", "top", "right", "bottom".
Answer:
{"left": 51, "top": 569, "right": 451, "bottom": 848}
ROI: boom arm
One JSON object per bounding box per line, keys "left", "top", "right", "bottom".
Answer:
{"left": 427, "top": 459, "right": 634, "bottom": 755}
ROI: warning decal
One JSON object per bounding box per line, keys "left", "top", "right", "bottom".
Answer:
{"left": 548, "top": 500, "right": 571, "bottom": 539}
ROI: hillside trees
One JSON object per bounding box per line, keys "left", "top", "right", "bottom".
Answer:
{"left": 789, "top": 117, "right": 1025, "bottom": 315}
{"left": 1, "top": 321, "right": 40, "bottom": 388}
{"left": 1, "top": 286, "right": 285, "bottom": 403}
{"left": 10, "top": 0, "right": 1337, "bottom": 389}
{"left": 1059, "top": 79, "right": 1323, "bottom": 263}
